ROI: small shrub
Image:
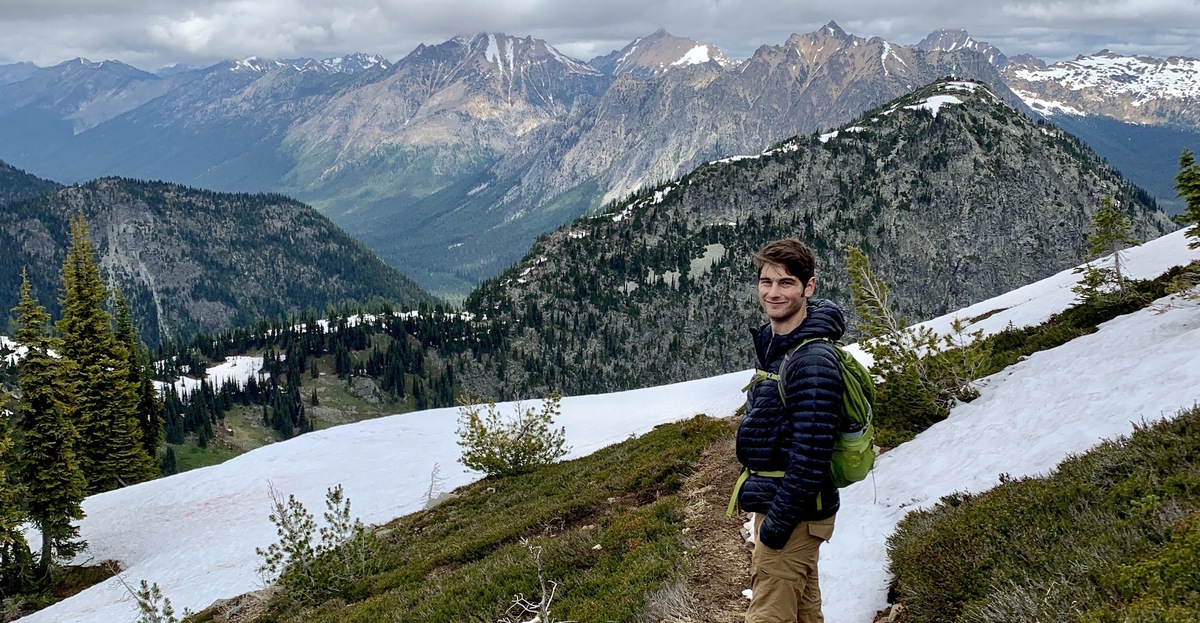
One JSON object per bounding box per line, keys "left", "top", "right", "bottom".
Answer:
{"left": 255, "top": 484, "right": 378, "bottom": 608}
{"left": 133, "top": 580, "right": 189, "bottom": 623}
{"left": 456, "top": 393, "right": 569, "bottom": 476}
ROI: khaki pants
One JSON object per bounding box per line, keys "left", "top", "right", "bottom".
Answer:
{"left": 746, "top": 513, "right": 835, "bottom": 623}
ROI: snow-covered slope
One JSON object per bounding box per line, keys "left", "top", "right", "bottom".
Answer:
{"left": 19, "top": 230, "right": 1200, "bottom": 623}
{"left": 1011, "top": 51, "right": 1200, "bottom": 102}
{"left": 1005, "top": 50, "right": 1200, "bottom": 121}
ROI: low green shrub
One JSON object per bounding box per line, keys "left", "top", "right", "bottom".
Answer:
{"left": 456, "top": 393, "right": 569, "bottom": 477}
{"left": 888, "top": 404, "right": 1200, "bottom": 622}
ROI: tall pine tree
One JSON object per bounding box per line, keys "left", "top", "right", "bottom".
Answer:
{"left": 13, "top": 270, "right": 87, "bottom": 582}
{"left": 56, "top": 214, "right": 155, "bottom": 493}
{"left": 116, "top": 292, "right": 164, "bottom": 465}
{"left": 1177, "top": 149, "right": 1200, "bottom": 249}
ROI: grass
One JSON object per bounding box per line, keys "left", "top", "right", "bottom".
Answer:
{"left": 189, "top": 414, "right": 734, "bottom": 623}
{"left": 168, "top": 442, "right": 244, "bottom": 473}
{"left": 888, "top": 403, "right": 1200, "bottom": 623}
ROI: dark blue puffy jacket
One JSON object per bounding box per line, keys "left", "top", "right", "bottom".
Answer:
{"left": 736, "top": 298, "right": 845, "bottom": 549}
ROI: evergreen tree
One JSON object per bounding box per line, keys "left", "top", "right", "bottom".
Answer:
{"left": 160, "top": 447, "right": 178, "bottom": 477}
{"left": 1177, "top": 149, "right": 1200, "bottom": 249}
{"left": 1082, "top": 196, "right": 1139, "bottom": 298}
{"left": 56, "top": 214, "right": 155, "bottom": 493}
{"left": 13, "top": 271, "right": 87, "bottom": 582}
{"left": 117, "top": 292, "right": 163, "bottom": 473}
{"left": 0, "top": 380, "right": 32, "bottom": 594}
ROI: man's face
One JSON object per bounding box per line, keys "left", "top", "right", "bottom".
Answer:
{"left": 758, "top": 263, "right": 815, "bottom": 324}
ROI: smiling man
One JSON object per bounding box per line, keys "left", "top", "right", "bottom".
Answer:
{"left": 733, "top": 238, "right": 846, "bottom": 623}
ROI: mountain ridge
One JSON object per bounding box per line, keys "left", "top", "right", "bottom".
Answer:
{"left": 0, "top": 174, "right": 435, "bottom": 343}
{"left": 454, "top": 78, "right": 1175, "bottom": 397}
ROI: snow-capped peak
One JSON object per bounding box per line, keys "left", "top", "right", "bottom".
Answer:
{"left": 230, "top": 56, "right": 285, "bottom": 73}
{"left": 917, "top": 29, "right": 1008, "bottom": 68}
{"left": 594, "top": 30, "right": 730, "bottom": 77}
{"left": 318, "top": 53, "right": 391, "bottom": 74}
{"left": 475, "top": 32, "right": 601, "bottom": 76}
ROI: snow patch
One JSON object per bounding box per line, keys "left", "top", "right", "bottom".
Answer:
{"left": 467, "top": 182, "right": 489, "bottom": 196}
{"left": 1013, "top": 53, "right": 1200, "bottom": 103}
{"left": 819, "top": 126, "right": 866, "bottom": 142}
{"left": 1011, "top": 88, "right": 1086, "bottom": 116}
{"left": 671, "top": 45, "right": 712, "bottom": 66}
{"left": 159, "top": 356, "right": 265, "bottom": 397}
{"left": 904, "top": 94, "right": 963, "bottom": 117}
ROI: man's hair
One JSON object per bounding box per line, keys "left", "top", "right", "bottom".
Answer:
{"left": 753, "top": 239, "right": 816, "bottom": 282}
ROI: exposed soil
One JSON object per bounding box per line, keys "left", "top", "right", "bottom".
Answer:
{"left": 682, "top": 433, "right": 752, "bottom": 623}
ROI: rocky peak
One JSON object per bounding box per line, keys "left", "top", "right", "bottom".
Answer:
{"left": 401, "top": 32, "right": 601, "bottom": 80}
{"left": 473, "top": 32, "right": 601, "bottom": 76}
{"left": 0, "top": 61, "right": 40, "bottom": 86}
{"left": 52, "top": 57, "right": 154, "bottom": 79}
{"left": 917, "top": 29, "right": 1008, "bottom": 67}
{"left": 319, "top": 53, "right": 391, "bottom": 74}
{"left": 1004, "top": 54, "right": 1046, "bottom": 72}
{"left": 590, "top": 30, "right": 729, "bottom": 77}
{"left": 779, "top": 21, "right": 873, "bottom": 67}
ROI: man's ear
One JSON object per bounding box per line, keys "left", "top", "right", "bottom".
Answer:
{"left": 804, "top": 276, "right": 816, "bottom": 297}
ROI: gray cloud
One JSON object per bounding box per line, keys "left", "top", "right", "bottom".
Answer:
{"left": 1, "top": 0, "right": 1197, "bottom": 70}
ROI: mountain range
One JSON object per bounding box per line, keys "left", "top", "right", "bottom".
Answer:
{"left": 3, "top": 24, "right": 1193, "bottom": 297}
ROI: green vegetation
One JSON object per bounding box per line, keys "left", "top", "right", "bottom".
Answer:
{"left": 456, "top": 394, "right": 569, "bottom": 477}
{"left": 888, "top": 403, "right": 1200, "bottom": 622}
{"left": 166, "top": 443, "right": 243, "bottom": 474}
{"left": 190, "top": 415, "right": 732, "bottom": 623}
{"left": 845, "top": 245, "right": 988, "bottom": 447}
{"left": 255, "top": 484, "right": 376, "bottom": 610}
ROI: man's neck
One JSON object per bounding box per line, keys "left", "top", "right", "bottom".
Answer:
{"left": 770, "top": 304, "right": 808, "bottom": 337}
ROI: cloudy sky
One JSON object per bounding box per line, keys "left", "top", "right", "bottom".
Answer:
{"left": 2, "top": 0, "right": 1198, "bottom": 71}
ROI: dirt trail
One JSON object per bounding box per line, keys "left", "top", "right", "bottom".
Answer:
{"left": 683, "top": 435, "right": 752, "bottom": 622}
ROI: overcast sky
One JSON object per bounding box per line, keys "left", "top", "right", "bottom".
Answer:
{"left": 2, "top": 0, "right": 1198, "bottom": 71}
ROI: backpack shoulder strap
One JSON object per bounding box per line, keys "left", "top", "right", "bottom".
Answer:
{"left": 777, "top": 337, "right": 831, "bottom": 405}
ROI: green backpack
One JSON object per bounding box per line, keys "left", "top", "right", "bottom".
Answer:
{"left": 745, "top": 337, "right": 877, "bottom": 488}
